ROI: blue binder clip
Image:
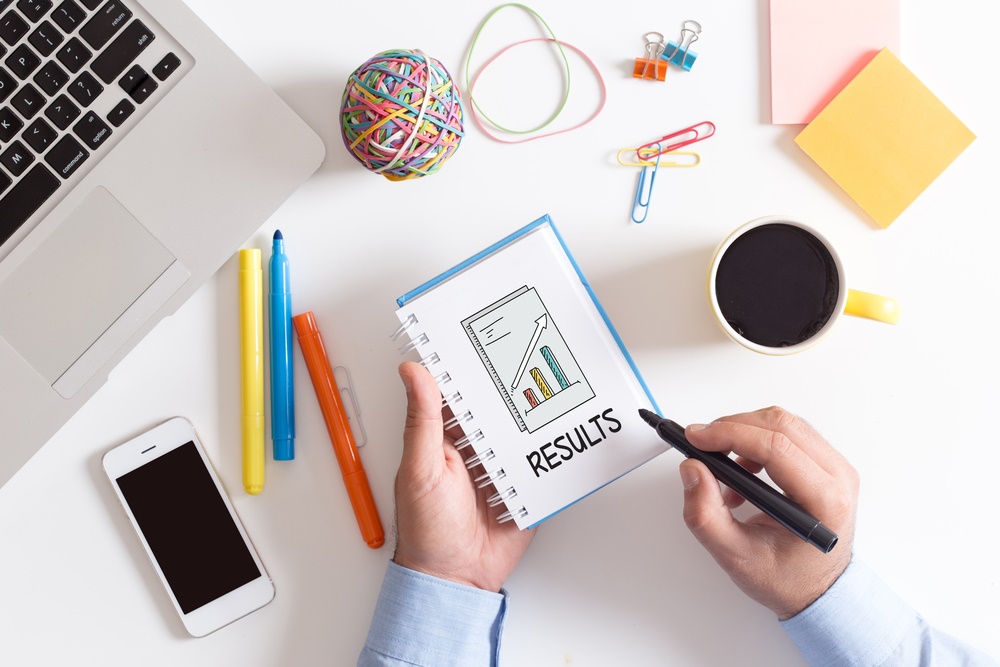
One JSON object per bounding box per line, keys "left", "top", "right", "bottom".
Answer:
{"left": 661, "top": 20, "right": 701, "bottom": 71}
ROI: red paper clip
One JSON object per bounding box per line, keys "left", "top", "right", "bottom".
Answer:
{"left": 638, "top": 121, "right": 716, "bottom": 158}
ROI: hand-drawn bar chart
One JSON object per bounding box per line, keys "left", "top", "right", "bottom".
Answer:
{"left": 462, "top": 286, "right": 595, "bottom": 433}
{"left": 524, "top": 346, "right": 569, "bottom": 407}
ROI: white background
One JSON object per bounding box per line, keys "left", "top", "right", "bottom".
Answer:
{"left": 2, "top": 0, "right": 998, "bottom": 665}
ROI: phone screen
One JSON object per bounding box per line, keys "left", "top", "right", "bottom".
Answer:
{"left": 115, "top": 441, "right": 262, "bottom": 614}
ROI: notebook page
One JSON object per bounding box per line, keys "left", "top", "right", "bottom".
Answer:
{"left": 395, "top": 222, "right": 667, "bottom": 529}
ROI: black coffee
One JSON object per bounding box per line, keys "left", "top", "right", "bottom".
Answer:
{"left": 714, "top": 223, "right": 840, "bottom": 348}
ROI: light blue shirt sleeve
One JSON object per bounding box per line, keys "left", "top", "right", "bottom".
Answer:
{"left": 781, "top": 558, "right": 998, "bottom": 666}
{"left": 359, "top": 557, "right": 997, "bottom": 666}
{"left": 358, "top": 561, "right": 507, "bottom": 667}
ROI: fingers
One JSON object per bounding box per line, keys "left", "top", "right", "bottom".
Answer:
{"left": 679, "top": 407, "right": 860, "bottom": 619}
{"left": 399, "top": 361, "right": 446, "bottom": 466}
{"left": 685, "top": 420, "right": 830, "bottom": 508}
{"left": 713, "top": 407, "right": 850, "bottom": 476}
{"left": 723, "top": 455, "right": 761, "bottom": 508}
{"left": 679, "top": 459, "right": 754, "bottom": 560}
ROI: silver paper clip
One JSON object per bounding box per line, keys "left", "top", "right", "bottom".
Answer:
{"left": 663, "top": 20, "right": 701, "bottom": 71}
{"left": 334, "top": 365, "right": 368, "bottom": 447}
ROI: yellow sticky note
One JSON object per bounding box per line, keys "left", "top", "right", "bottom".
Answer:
{"left": 795, "top": 48, "right": 975, "bottom": 228}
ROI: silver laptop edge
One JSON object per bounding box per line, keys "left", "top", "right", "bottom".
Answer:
{"left": 0, "top": 0, "right": 326, "bottom": 487}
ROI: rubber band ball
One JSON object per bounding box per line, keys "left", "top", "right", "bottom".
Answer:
{"left": 340, "top": 49, "right": 465, "bottom": 181}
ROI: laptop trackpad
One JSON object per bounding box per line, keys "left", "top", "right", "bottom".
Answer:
{"left": 0, "top": 188, "right": 189, "bottom": 398}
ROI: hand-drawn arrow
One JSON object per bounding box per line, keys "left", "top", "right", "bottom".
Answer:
{"left": 510, "top": 314, "right": 547, "bottom": 390}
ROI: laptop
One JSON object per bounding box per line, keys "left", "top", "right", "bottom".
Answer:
{"left": 0, "top": 0, "right": 325, "bottom": 487}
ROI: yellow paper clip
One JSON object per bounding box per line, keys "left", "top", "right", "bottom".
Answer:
{"left": 633, "top": 32, "right": 667, "bottom": 81}
{"left": 617, "top": 147, "right": 700, "bottom": 167}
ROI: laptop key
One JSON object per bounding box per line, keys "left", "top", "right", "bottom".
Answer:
{"left": 72, "top": 109, "right": 110, "bottom": 148}
{"left": 117, "top": 62, "right": 142, "bottom": 92}
{"left": 56, "top": 36, "right": 91, "bottom": 74}
{"left": 153, "top": 52, "right": 180, "bottom": 81}
{"left": 43, "top": 92, "right": 78, "bottom": 128}
{"left": 29, "top": 20, "right": 63, "bottom": 57}
{"left": 52, "top": 0, "right": 85, "bottom": 33}
{"left": 79, "top": 0, "right": 100, "bottom": 9}
{"left": 128, "top": 73, "right": 155, "bottom": 103}
{"left": 16, "top": 0, "right": 53, "bottom": 23}
{"left": 0, "top": 10, "right": 28, "bottom": 46}
{"left": 24, "top": 116, "right": 56, "bottom": 152}
{"left": 0, "top": 162, "right": 59, "bottom": 246}
{"left": 0, "top": 104, "right": 22, "bottom": 140}
{"left": 1, "top": 139, "right": 32, "bottom": 175}
{"left": 105, "top": 96, "right": 131, "bottom": 126}
{"left": 6, "top": 45, "right": 41, "bottom": 81}
{"left": 0, "top": 168, "right": 10, "bottom": 195}
{"left": 91, "top": 20, "right": 153, "bottom": 84}
{"left": 33, "top": 59, "right": 68, "bottom": 95}
{"left": 7, "top": 44, "right": 42, "bottom": 79}
{"left": 0, "top": 66, "right": 15, "bottom": 102}
{"left": 80, "top": 1, "right": 131, "bottom": 50}
{"left": 12, "top": 82, "right": 44, "bottom": 118}
{"left": 68, "top": 70, "right": 101, "bottom": 106}
{"left": 43, "top": 132, "right": 87, "bottom": 178}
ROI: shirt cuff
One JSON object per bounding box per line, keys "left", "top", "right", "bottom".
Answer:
{"left": 361, "top": 561, "right": 508, "bottom": 667}
{"left": 780, "top": 557, "right": 918, "bottom": 667}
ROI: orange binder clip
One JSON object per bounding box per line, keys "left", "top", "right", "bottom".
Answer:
{"left": 632, "top": 32, "right": 667, "bottom": 81}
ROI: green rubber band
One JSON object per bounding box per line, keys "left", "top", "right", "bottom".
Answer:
{"left": 464, "top": 3, "right": 572, "bottom": 135}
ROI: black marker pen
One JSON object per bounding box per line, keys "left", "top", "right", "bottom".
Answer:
{"left": 639, "top": 409, "right": 838, "bottom": 553}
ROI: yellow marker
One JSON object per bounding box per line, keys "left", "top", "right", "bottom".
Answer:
{"left": 239, "top": 249, "right": 265, "bottom": 494}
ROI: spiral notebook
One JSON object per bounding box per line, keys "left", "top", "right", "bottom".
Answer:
{"left": 392, "top": 215, "right": 669, "bottom": 529}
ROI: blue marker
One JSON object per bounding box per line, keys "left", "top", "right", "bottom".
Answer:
{"left": 269, "top": 230, "right": 295, "bottom": 460}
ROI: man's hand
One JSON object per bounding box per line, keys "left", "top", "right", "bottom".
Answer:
{"left": 392, "top": 361, "right": 535, "bottom": 592}
{"left": 680, "top": 407, "right": 859, "bottom": 620}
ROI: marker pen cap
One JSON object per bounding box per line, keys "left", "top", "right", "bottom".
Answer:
{"left": 344, "top": 469, "right": 385, "bottom": 549}
{"left": 240, "top": 248, "right": 261, "bottom": 271}
{"left": 807, "top": 522, "right": 839, "bottom": 554}
{"left": 273, "top": 438, "right": 294, "bottom": 461}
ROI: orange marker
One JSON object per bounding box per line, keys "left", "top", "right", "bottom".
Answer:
{"left": 293, "top": 311, "right": 384, "bottom": 549}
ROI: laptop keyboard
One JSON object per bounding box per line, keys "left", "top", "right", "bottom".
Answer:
{"left": 0, "top": 0, "right": 182, "bottom": 248}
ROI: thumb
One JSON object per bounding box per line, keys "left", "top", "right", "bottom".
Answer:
{"left": 679, "top": 459, "right": 751, "bottom": 559}
{"left": 399, "top": 362, "right": 445, "bottom": 467}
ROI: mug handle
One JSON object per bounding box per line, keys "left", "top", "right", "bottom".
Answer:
{"left": 844, "top": 289, "right": 902, "bottom": 324}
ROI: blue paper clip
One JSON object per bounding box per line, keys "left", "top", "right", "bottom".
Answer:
{"left": 662, "top": 20, "right": 701, "bottom": 71}
{"left": 631, "top": 145, "right": 661, "bottom": 224}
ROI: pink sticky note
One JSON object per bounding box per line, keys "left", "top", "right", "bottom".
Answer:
{"left": 770, "top": 0, "right": 899, "bottom": 125}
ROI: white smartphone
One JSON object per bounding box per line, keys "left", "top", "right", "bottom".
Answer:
{"left": 103, "top": 417, "right": 275, "bottom": 637}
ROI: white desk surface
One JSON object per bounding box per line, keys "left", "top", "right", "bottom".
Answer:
{"left": 3, "top": 0, "right": 998, "bottom": 664}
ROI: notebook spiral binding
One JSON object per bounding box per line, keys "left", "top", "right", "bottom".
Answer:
{"left": 393, "top": 314, "right": 528, "bottom": 525}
